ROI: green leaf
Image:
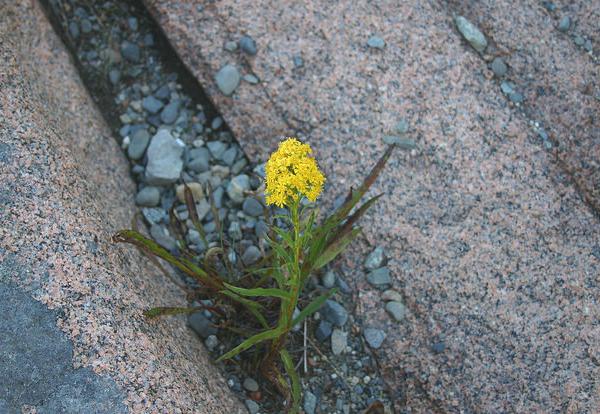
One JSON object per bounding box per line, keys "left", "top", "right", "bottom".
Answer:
{"left": 280, "top": 349, "right": 301, "bottom": 413}
{"left": 292, "top": 288, "right": 337, "bottom": 326}
{"left": 216, "top": 328, "right": 281, "bottom": 362}
{"left": 330, "top": 194, "right": 382, "bottom": 246}
{"left": 223, "top": 283, "right": 291, "bottom": 300}
{"left": 272, "top": 226, "right": 294, "bottom": 248}
{"left": 313, "top": 227, "right": 362, "bottom": 270}
{"left": 143, "top": 306, "right": 202, "bottom": 318}
{"left": 221, "top": 290, "right": 269, "bottom": 329}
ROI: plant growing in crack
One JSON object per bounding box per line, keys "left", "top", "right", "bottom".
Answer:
{"left": 113, "top": 138, "right": 395, "bottom": 413}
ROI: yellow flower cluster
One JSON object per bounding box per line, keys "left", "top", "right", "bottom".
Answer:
{"left": 265, "top": 138, "right": 325, "bottom": 207}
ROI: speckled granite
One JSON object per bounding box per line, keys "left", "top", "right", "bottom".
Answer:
{"left": 144, "top": 0, "right": 600, "bottom": 412}
{"left": 448, "top": 0, "right": 600, "bottom": 221}
{"left": 0, "top": 2, "right": 243, "bottom": 413}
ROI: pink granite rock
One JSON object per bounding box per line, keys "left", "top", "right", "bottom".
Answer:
{"left": 144, "top": 0, "right": 600, "bottom": 412}
{"left": 0, "top": 2, "right": 243, "bottom": 413}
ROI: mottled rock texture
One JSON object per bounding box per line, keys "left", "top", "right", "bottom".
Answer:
{"left": 144, "top": 0, "right": 600, "bottom": 412}
{"left": 0, "top": 2, "right": 243, "bottom": 413}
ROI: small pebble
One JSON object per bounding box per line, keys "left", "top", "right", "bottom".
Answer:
{"left": 68, "top": 21, "right": 80, "bottom": 39}
{"left": 293, "top": 55, "right": 304, "bottom": 68}
{"left": 135, "top": 186, "right": 161, "bottom": 207}
{"left": 558, "top": 16, "right": 571, "bottom": 32}
{"left": 128, "top": 17, "right": 138, "bottom": 31}
{"left": 160, "top": 101, "right": 180, "bottom": 124}
{"left": 385, "top": 301, "right": 408, "bottom": 321}
{"left": 381, "top": 289, "right": 403, "bottom": 302}
{"left": 321, "top": 270, "right": 336, "bottom": 288}
{"left": 490, "top": 57, "right": 508, "bottom": 77}
{"left": 245, "top": 400, "right": 259, "bottom": 414}
{"left": 243, "top": 74, "right": 259, "bottom": 84}
{"left": 211, "top": 117, "right": 223, "bottom": 130}
{"left": 242, "top": 245, "right": 261, "bottom": 265}
{"left": 243, "top": 198, "right": 263, "bottom": 217}
{"left": 120, "top": 40, "right": 140, "bottom": 62}
{"left": 367, "top": 267, "right": 391, "bottom": 288}
{"left": 224, "top": 40, "right": 238, "bottom": 52}
{"left": 239, "top": 35, "right": 258, "bottom": 55}
{"left": 322, "top": 300, "right": 348, "bottom": 327}
{"left": 142, "top": 96, "right": 164, "bottom": 114}
{"left": 109, "top": 69, "right": 120, "bottom": 85}
{"left": 80, "top": 19, "right": 92, "bottom": 33}
{"left": 303, "top": 391, "right": 317, "bottom": 414}
{"left": 367, "top": 36, "right": 385, "bottom": 49}
{"left": 331, "top": 329, "right": 347, "bottom": 355}
{"left": 454, "top": 16, "right": 487, "bottom": 53}
{"left": 215, "top": 64, "right": 241, "bottom": 96}
{"left": 243, "top": 377, "right": 259, "bottom": 392}
{"left": 363, "top": 328, "right": 386, "bottom": 349}
{"left": 204, "top": 335, "right": 218, "bottom": 351}
{"left": 315, "top": 320, "right": 333, "bottom": 342}
{"left": 364, "top": 246, "right": 385, "bottom": 270}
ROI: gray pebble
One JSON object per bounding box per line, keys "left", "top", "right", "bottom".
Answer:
{"left": 227, "top": 174, "right": 250, "bottom": 204}
{"left": 364, "top": 247, "right": 385, "bottom": 270}
{"left": 211, "top": 117, "right": 223, "bottom": 130}
{"left": 432, "top": 341, "right": 446, "bottom": 354}
{"left": 242, "top": 245, "right": 261, "bottom": 265}
{"left": 128, "top": 17, "right": 138, "bottom": 31}
{"left": 215, "top": 64, "right": 241, "bottom": 96}
{"left": 109, "top": 69, "right": 120, "bottom": 85}
{"left": 303, "top": 391, "right": 317, "bottom": 414}
{"left": 322, "top": 300, "right": 348, "bottom": 327}
{"left": 188, "top": 312, "right": 217, "bottom": 338}
{"left": 128, "top": 129, "right": 150, "bottom": 160}
{"left": 135, "top": 186, "right": 161, "bottom": 207}
{"left": 150, "top": 225, "right": 177, "bottom": 251}
{"left": 574, "top": 35, "right": 585, "bottom": 46}
{"left": 500, "top": 81, "right": 515, "bottom": 95}
{"left": 221, "top": 147, "right": 237, "bottom": 166}
{"left": 204, "top": 335, "right": 218, "bottom": 351}
{"left": 490, "top": 57, "right": 508, "bottom": 77}
{"left": 245, "top": 400, "right": 259, "bottom": 414}
{"left": 509, "top": 92, "right": 524, "bottom": 104}
{"left": 367, "top": 267, "right": 391, "bottom": 288}
{"left": 382, "top": 289, "right": 403, "bottom": 302}
{"left": 322, "top": 270, "right": 336, "bottom": 289}
{"left": 583, "top": 39, "right": 593, "bottom": 52}
{"left": 80, "top": 19, "right": 92, "bottom": 33}
{"left": 331, "top": 329, "right": 347, "bottom": 355}
{"left": 141, "top": 207, "right": 165, "bottom": 225}
{"left": 207, "top": 141, "right": 227, "bottom": 159}
{"left": 239, "top": 35, "right": 257, "bottom": 55}
{"left": 315, "top": 320, "right": 333, "bottom": 342}
{"left": 293, "top": 55, "right": 304, "bottom": 68}
{"left": 212, "top": 186, "right": 224, "bottom": 208}
{"left": 455, "top": 16, "right": 487, "bottom": 53}
{"left": 367, "top": 36, "right": 385, "bottom": 49}
{"left": 255, "top": 220, "right": 269, "bottom": 238}
{"left": 558, "top": 16, "right": 571, "bottom": 32}
{"left": 120, "top": 40, "right": 140, "bottom": 62}
{"left": 224, "top": 41, "right": 238, "bottom": 52}
{"left": 160, "top": 101, "right": 180, "bottom": 124}
{"left": 243, "top": 74, "right": 259, "bottom": 84}
{"left": 243, "top": 377, "right": 259, "bottom": 392}
{"left": 385, "top": 301, "right": 408, "bottom": 321}
{"left": 154, "top": 85, "right": 170, "bottom": 100}
{"left": 68, "top": 21, "right": 79, "bottom": 39}
{"left": 228, "top": 221, "right": 243, "bottom": 241}
{"left": 142, "top": 96, "right": 164, "bottom": 114}
{"left": 363, "top": 328, "right": 386, "bottom": 349}
{"left": 542, "top": 1, "right": 556, "bottom": 11}
{"left": 336, "top": 276, "right": 352, "bottom": 294}
{"left": 242, "top": 198, "right": 263, "bottom": 217}
{"left": 145, "top": 130, "right": 184, "bottom": 185}
{"left": 382, "top": 136, "right": 416, "bottom": 150}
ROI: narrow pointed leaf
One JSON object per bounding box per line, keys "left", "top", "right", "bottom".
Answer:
{"left": 223, "top": 283, "right": 291, "bottom": 300}
{"left": 292, "top": 288, "right": 338, "bottom": 326}
{"left": 216, "top": 328, "right": 281, "bottom": 362}
{"left": 280, "top": 349, "right": 301, "bottom": 413}
{"left": 313, "top": 227, "right": 362, "bottom": 270}
{"left": 328, "top": 193, "right": 383, "bottom": 247}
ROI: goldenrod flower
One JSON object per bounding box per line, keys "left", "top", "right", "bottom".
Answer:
{"left": 265, "top": 138, "right": 325, "bottom": 207}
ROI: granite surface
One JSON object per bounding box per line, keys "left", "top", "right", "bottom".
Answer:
{"left": 0, "top": 2, "right": 243, "bottom": 412}
{"left": 143, "top": 0, "right": 599, "bottom": 412}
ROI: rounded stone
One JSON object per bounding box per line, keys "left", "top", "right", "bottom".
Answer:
{"left": 454, "top": 16, "right": 487, "bottom": 53}
{"left": 363, "top": 328, "right": 386, "bottom": 349}
{"left": 242, "top": 377, "right": 259, "bottom": 392}
{"left": 120, "top": 40, "right": 140, "bottom": 62}
{"left": 558, "top": 16, "right": 571, "bottom": 32}
{"left": 127, "top": 129, "right": 150, "bottom": 160}
{"left": 367, "top": 36, "right": 385, "bottom": 49}
{"left": 242, "top": 198, "right": 263, "bottom": 217}
{"left": 385, "top": 301, "right": 408, "bottom": 321}
{"left": 215, "top": 64, "right": 241, "bottom": 96}
{"left": 239, "top": 35, "right": 257, "bottom": 55}
{"left": 241, "top": 245, "right": 261, "bottom": 265}
{"left": 365, "top": 246, "right": 385, "bottom": 270}
{"left": 227, "top": 174, "right": 250, "bottom": 204}
{"left": 490, "top": 57, "right": 508, "bottom": 77}
{"left": 135, "top": 186, "right": 161, "bottom": 207}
